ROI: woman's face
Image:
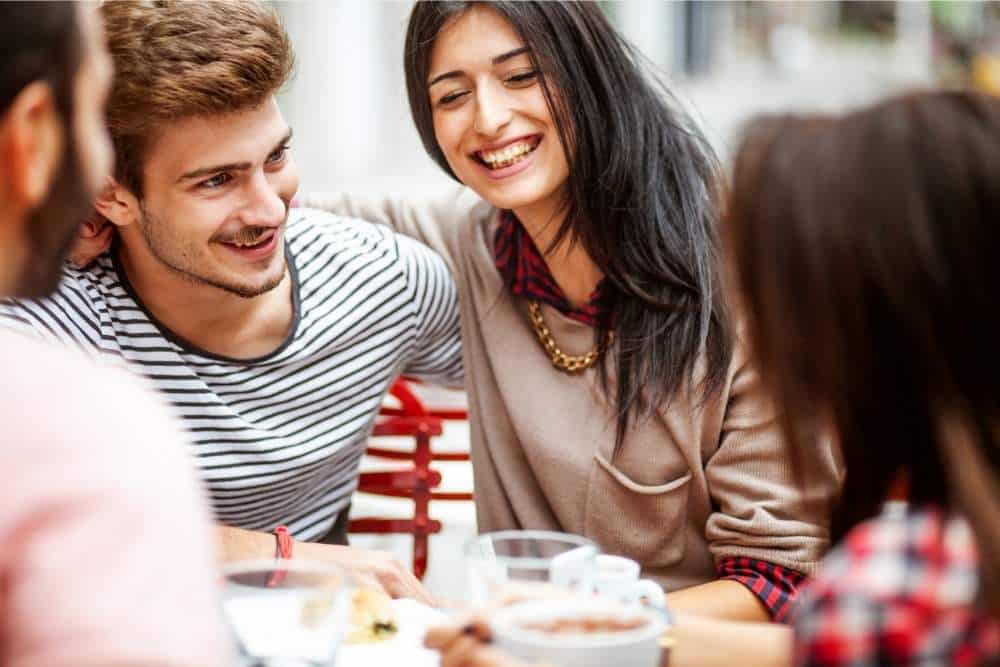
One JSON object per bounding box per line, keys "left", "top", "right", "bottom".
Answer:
{"left": 427, "top": 6, "right": 569, "bottom": 218}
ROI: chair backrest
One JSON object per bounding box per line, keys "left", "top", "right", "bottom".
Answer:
{"left": 351, "top": 378, "right": 471, "bottom": 580}
{"left": 379, "top": 378, "right": 468, "bottom": 421}
{"left": 385, "top": 378, "right": 428, "bottom": 417}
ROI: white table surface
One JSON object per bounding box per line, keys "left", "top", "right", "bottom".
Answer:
{"left": 337, "top": 598, "right": 446, "bottom": 667}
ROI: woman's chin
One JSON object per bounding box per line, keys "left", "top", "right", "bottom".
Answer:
{"left": 466, "top": 180, "right": 557, "bottom": 213}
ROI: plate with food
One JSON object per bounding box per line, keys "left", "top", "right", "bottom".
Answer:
{"left": 338, "top": 588, "right": 446, "bottom": 667}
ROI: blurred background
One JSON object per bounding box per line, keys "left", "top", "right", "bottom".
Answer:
{"left": 277, "top": 0, "right": 1000, "bottom": 198}
{"left": 273, "top": 0, "right": 1000, "bottom": 600}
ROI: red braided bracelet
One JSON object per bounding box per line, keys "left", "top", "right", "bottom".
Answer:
{"left": 274, "top": 525, "right": 293, "bottom": 559}
{"left": 267, "top": 525, "right": 293, "bottom": 587}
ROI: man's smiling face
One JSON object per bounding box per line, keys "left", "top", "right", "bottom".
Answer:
{"left": 125, "top": 97, "right": 299, "bottom": 298}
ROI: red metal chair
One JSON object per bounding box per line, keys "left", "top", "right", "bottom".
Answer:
{"left": 348, "top": 378, "right": 472, "bottom": 580}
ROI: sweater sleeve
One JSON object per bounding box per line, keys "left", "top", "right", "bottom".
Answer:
{"left": 703, "top": 342, "right": 842, "bottom": 578}
{"left": 301, "top": 187, "right": 484, "bottom": 277}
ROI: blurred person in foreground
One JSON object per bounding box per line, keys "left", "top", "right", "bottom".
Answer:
{"left": 1, "top": 0, "right": 463, "bottom": 604}
{"left": 427, "top": 90, "right": 1000, "bottom": 667}
{"left": 0, "top": 2, "right": 229, "bottom": 665}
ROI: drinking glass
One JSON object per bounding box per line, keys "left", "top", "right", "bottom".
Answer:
{"left": 222, "top": 559, "right": 354, "bottom": 667}
{"left": 464, "top": 530, "right": 598, "bottom": 606}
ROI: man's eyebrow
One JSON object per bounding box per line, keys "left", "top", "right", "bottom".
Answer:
{"left": 427, "top": 47, "right": 531, "bottom": 88}
{"left": 176, "top": 128, "right": 294, "bottom": 183}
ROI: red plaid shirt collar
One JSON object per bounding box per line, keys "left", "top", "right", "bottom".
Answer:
{"left": 493, "top": 210, "right": 602, "bottom": 326}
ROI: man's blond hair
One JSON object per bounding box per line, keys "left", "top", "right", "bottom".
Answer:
{"left": 101, "top": 0, "right": 293, "bottom": 195}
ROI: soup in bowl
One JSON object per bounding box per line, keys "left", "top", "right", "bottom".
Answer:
{"left": 491, "top": 597, "right": 670, "bottom": 667}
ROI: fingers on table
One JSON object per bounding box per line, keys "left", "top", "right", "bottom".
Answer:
{"left": 440, "top": 635, "right": 483, "bottom": 667}
{"left": 426, "top": 616, "right": 493, "bottom": 648}
{"left": 373, "top": 561, "right": 437, "bottom": 606}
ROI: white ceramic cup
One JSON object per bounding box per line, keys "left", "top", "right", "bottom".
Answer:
{"left": 491, "top": 597, "right": 668, "bottom": 667}
{"left": 592, "top": 554, "right": 666, "bottom": 607}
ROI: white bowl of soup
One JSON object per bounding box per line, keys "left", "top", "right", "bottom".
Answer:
{"left": 491, "top": 597, "right": 669, "bottom": 667}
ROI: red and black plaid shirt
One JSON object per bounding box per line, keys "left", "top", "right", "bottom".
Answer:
{"left": 493, "top": 210, "right": 602, "bottom": 325}
{"left": 494, "top": 210, "right": 805, "bottom": 621}
{"left": 792, "top": 507, "right": 998, "bottom": 666}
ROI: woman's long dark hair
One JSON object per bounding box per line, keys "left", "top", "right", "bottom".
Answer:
{"left": 724, "top": 91, "right": 1000, "bottom": 612}
{"left": 405, "top": 2, "right": 733, "bottom": 450}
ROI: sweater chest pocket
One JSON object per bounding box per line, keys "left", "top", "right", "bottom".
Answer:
{"left": 583, "top": 454, "right": 692, "bottom": 569}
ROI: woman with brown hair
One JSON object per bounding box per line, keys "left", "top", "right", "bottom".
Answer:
{"left": 429, "top": 89, "right": 1000, "bottom": 667}
{"left": 722, "top": 89, "right": 1000, "bottom": 666}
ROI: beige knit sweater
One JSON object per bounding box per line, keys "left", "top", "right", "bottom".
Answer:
{"left": 307, "top": 188, "right": 841, "bottom": 590}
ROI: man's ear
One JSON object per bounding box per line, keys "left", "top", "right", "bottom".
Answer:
{"left": 0, "top": 81, "right": 63, "bottom": 215}
{"left": 93, "top": 176, "right": 141, "bottom": 228}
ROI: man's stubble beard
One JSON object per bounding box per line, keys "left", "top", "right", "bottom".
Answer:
{"left": 135, "top": 205, "right": 287, "bottom": 299}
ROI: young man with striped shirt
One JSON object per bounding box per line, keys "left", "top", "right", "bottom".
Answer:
{"left": 0, "top": 1, "right": 460, "bottom": 602}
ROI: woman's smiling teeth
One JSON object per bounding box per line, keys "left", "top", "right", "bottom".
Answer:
{"left": 476, "top": 137, "right": 541, "bottom": 170}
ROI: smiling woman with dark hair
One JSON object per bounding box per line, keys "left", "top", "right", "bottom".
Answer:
{"left": 310, "top": 0, "right": 840, "bottom": 622}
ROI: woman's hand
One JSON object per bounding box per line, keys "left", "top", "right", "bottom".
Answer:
{"left": 68, "top": 216, "right": 114, "bottom": 268}
{"left": 425, "top": 617, "right": 549, "bottom": 667}
{"left": 423, "top": 582, "right": 579, "bottom": 666}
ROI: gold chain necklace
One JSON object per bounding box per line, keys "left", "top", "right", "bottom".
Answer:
{"left": 527, "top": 300, "right": 613, "bottom": 374}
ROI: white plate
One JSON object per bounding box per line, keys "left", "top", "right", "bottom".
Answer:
{"left": 336, "top": 598, "right": 446, "bottom": 667}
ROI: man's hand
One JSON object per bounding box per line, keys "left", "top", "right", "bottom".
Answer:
{"left": 68, "top": 216, "right": 114, "bottom": 268}
{"left": 297, "top": 541, "right": 436, "bottom": 606}
{"left": 216, "top": 525, "right": 436, "bottom": 606}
